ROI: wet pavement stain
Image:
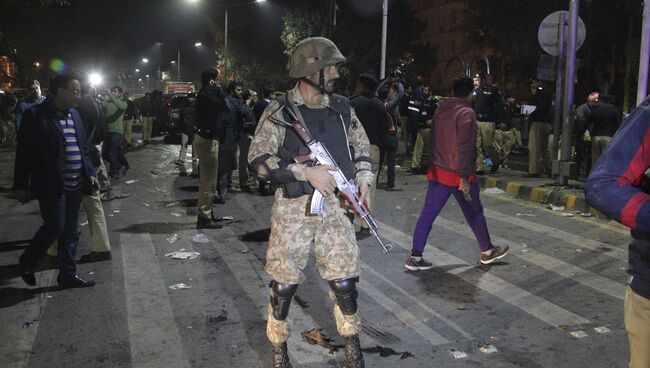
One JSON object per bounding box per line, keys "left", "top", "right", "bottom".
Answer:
{"left": 362, "top": 346, "right": 415, "bottom": 359}
{"left": 239, "top": 228, "right": 271, "bottom": 242}
{"left": 119, "top": 222, "right": 196, "bottom": 234}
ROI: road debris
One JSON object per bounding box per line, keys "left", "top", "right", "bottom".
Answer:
{"left": 479, "top": 344, "right": 498, "bottom": 354}
{"left": 170, "top": 212, "right": 183, "bottom": 217}
{"left": 561, "top": 212, "right": 575, "bottom": 217}
{"left": 191, "top": 234, "right": 210, "bottom": 244}
{"left": 450, "top": 350, "right": 468, "bottom": 359}
{"left": 124, "top": 180, "right": 138, "bottom": 184}
{"left": 80, "top": 221, "right": 88, "bottom": 226}
{"left": 22, "top": 322, "right": 34, "bottom": 328}
{"left": 549, "top": 204, "right": 566, "bottom": 211}
{"left": 594, "top": 326, "right": 611, "bottom": 334}
{"left": 166, "top": 233, "right": 179, "bottom": 243}
{"left": 165, "top": 249, "right": 200, "bottom": 260}
{"left": 484, "top": 187, "right": 505, "bottom": 194}
{"left": 168, "top": 283, "right": 192, "bottom": 290}
{"left": 301, "top": 328, "right": 342, "bottom": 353}
{"left": 570, "top": 330, "right": 588, "bottom": 339}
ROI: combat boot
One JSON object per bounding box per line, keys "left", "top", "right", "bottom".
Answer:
{"left": 343, "top": 334, "right": 365, "bottom": 368}
{"left": 271, "top": 342, "right": 291, "bottom": 368}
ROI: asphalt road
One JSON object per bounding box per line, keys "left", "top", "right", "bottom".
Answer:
{"left": 0, "top": 142, "right": 630, "bottom": 368}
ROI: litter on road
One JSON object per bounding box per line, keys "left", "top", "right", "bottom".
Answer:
{"left": 168, "top": 283, "right": 192, "bottom": 290}
{"left": 450, "top": 350, "right": 468, "bottom": 359}
{"left": 484, "top": 187, "right": 505, "bottom": 194}
{"left": 549, "top": 204, "right": 566, "bottom": 211}
{"left": 170, "top": 212, "right": 183, "bottom": 217}
{"left": 124, "top": 180, "right": 138, "bottom": 184}
{"left": 166, "top": 234, "right": 179, "bottom": 243}
{"left": 191, "top": 234, "right": 210, "bottom": 244}
{"left": 594, "top": 326, "right": 611, "bottom": 334}
{"left": 570, "top": 330, "right": 588, "bottom": 339}
{"left": 80, "top": 221, "right": 88, "bottom": 226}
{"left": 165, "top": 249, "right": 200, "bottom": 260}
{"left": 561, "top": 212, "right": 575, "bottom": 217}
{"left": 479, "top": 344, "right": 498, "bottom": 354}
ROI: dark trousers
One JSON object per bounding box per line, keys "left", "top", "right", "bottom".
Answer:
{"left": 106, "top": 133, "right": 127, "bottom": 178}
{"left": 22, "top": 188, "right": 83, "bottom": 277}
{"left": 412, "top": 180, "right": 491, "bottom": 255}
{"left": 379, "top": 135, "right": 399, "bottom": 188}
{"left": 407, "top": 118, "right": 419, "bottom": 153}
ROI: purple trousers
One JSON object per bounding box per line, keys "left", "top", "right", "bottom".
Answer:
{"left": 411, "top": 180, "right": 492, "bottom": 256}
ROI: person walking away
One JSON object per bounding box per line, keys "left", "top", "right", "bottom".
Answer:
{"left": 585, "top": 96, "right": 650, "bottom": 368}
{"left": 406, "top": 76, "right": 509, "bottom": 271}
{"left": 248, "top": 37, "right": 372, "bottom": 368}
{"left": 14, "top": 73, "right": 98, "bottom": 288}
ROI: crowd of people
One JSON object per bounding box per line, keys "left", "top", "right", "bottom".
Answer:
{"left": 3, "top": 34, "right": 644, "bottom": 368}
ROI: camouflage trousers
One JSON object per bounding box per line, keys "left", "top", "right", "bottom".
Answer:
{"left": 265, "top": 189, "right": 361, "bottom": 344}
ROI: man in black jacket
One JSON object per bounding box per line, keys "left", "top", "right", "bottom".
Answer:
{"left": 215, "top": 81, "right": 243, "bottom": 204}
{"left": 525, "top": 80, "right": 553, "bottom": 178}
{"left": 14, "top": 73, "right": 98, "bottom": 288}
{"left": 351, "top": 74, "right": 385, "bottom": 239}
{"left": 194, "top": 68, "right": 229, "bottom": 229}
{"left": 587, "top": 94, "right": 621, "bottom": 167}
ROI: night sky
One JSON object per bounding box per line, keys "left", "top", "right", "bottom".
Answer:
{"left": 11, "top": 0, "right": 287, "bottom": 83}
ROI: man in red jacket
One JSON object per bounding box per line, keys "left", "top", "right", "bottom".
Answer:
{"left": 406, "top": 76, "right": 509, "bottom": 270}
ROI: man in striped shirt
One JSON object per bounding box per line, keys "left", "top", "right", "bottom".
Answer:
{"left": 14, "top": 73, "right": 99, "bottom": 289}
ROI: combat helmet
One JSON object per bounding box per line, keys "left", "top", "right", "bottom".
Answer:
{"left": 288, "top": 37, "right": 346, "bottom": 78}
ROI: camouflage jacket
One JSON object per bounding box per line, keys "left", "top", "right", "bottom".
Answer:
{"left": 248, "top": 83, "right": 374, "bottom": 189}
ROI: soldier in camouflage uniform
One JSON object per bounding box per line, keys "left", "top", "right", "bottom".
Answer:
{"left": 248, "top": 37, "right": 373, "bottom": 368}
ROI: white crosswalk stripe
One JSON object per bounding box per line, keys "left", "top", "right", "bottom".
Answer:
{"left": 121, "top": 233, "right": 190, "bottom": 368}
{"left": 378, "top": 221, "right": 591, "bottom": 328}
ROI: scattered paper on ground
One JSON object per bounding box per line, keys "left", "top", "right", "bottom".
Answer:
{"left": 170, "top": 212, "right": 183, "bottom": 217}
{"left": 165, "top": 249, "right": 200, "bottom": 260}
{"left": 580, "top": 212, "right": 593, "bottom": 217}
{"left": 168, "top": 283, "right": 192, "bottom": 290}
{"left": 450, "top": 350, "right": 468, "bottom": 359}
{"left": 484, "top": 187, "right": 505, "bottom": 194}
{"left": 479, "top": 344, "right": 498, "bottom": 354}
{"left": 550, "top": 204, "right": 566, "bottom": 211}
{"left": 124, "top": 180, "right": 138, "bottom": 184}
{"left": 594, "top": 326, "right": 611, "bottom": 334}
{"left": 570, "top": 330, "right": 588, "bottom": 339}
{"left": 191, "top": 234, "right": 210, "bottom": 244}
{"left": 166, "top": 233, "right": 179, "bottom": 243}
{"left": 516, "top": 213, "right": 536, "bottom": 217}
{"left": 561, "top": 212, "right": 574, "bottom": 217}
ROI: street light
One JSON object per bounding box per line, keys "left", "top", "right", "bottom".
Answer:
{"left": 157, "top": 41, "right": 202, "bottom": 81}
{"left": 142, "top": 58, "right": 149, "bottom": 63}
{"left": 185, "top": 0, "right": 266, "bottom": 81}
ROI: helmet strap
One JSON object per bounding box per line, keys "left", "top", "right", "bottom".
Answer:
{"left": 300, "top": 69, "right": 331, "bottom": 96}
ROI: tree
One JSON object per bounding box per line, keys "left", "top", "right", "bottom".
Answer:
{"left": 281, "top": 4, "right": 328, "bottom": 55}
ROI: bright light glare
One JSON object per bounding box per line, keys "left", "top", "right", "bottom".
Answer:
{"left": 135, "top": 68, "right": 140, "bottom": 72}
{"left": 256, "top": 0, "right": 266, "bottom": 3}
{"left": 195, "top": 42, "right": 202, "bottom": 47}
{"left": 171, "top": 60, "right": 176, "bottom": 64}
{"left": 142, "top": 58, "right": 149, "bottom": 63}
{"left": 145, "top": 74, "right": 150, "bottom": 78}
{"left": 138, "top": 78, "right": 142, "bottom": 82}
{"left": 89, "top": 72, "right": 103, "bottom": 86}
{"left": 186, "top": 0, "right": 199, "bottom": 3}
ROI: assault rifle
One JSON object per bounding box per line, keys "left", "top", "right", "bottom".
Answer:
{"left": 269, "top": 104, "right": 395, "bottom": 255}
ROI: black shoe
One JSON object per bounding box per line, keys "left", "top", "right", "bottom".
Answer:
{"left": 79, "top": 251, "right": 112, "bottom": 263}
{"left": 120, "top": 167, "right": 129, "bottom": 177}
{"left": 344, "top": 334, "right": 365, "bottom": 368}
{"left": 213, "top": 197, "right": 226, "bottom": 205}
{"left": 356, "top": 228, "right": 371, "bottom": 240}
{"left": 476, "top": 170, "right": 486, "bottom": 175}
{"left": 385, "top": 186, "right": 403, "bottom": 192}
{"left": 19, "top": 254, "right": 36, "bottom": 286}
{"left": 57, "top": 274, "right": 95, "bottom": 289}
{"left": 197, "top": 217, "right": 223, "bottom": 229}
{"left": 241, "top": 185, "right": 252, "bottom": 193}
{"left": 271, "top": 342, "right": 291, "bottom": 368}
{"left": 190, "top": 173, "right": 200, "bottom": 179}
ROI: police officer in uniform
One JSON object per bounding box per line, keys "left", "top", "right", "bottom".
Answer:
{"left": 248, "top": 37, "right": 373, "bottom": 368}
{"left": 409, "top": 85, "right": 437, "bottom": 174}
{"left": 471, "top": 72, "right": 502, "bottom": 173}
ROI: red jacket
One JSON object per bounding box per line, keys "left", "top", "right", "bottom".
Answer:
{"left": 430, "top": 97, "right": 477, "bottom": 180}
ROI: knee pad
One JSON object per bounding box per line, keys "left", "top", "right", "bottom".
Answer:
{"left": 269, "top": 281, "right": 298, "bottom": 321}
{"left": 328, "top": 277, "right": 359, "bottom": 315}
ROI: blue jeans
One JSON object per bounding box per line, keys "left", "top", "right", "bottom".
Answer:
{"left": 106, "top": 133, "right": 124, "bottom": 178}
{"left": 23, "top": 189, "right": 83, "bottom": 278}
